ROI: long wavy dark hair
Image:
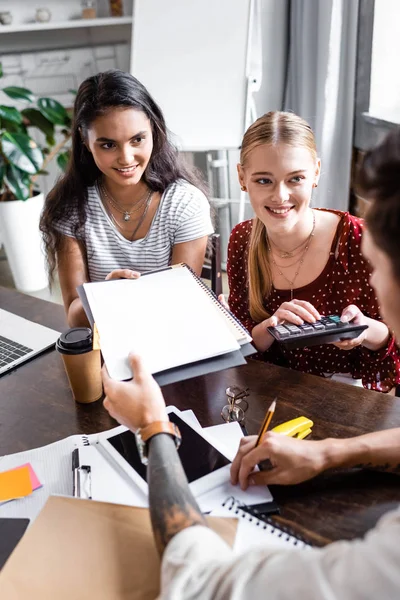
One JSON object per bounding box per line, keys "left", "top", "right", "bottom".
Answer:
{"left": 40, "top": 69, "right": 208, "bottom": 283}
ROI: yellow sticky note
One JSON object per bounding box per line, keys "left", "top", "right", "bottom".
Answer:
{"left": 0, "top": 465, "right": 33, "bottom": 502}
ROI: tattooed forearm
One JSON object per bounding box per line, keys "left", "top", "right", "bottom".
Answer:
{"left": 327, "top": 430, "right": 400, "bottom": 475}
{"left": 147, "top": 433, "right": 206, "bottom": 556}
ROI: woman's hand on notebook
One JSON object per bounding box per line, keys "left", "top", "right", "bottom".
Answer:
{"left": 102, "top": 353, "right": 168, "bottom": 430}
{"left": 105, "top": 269, "right": 141, "bottom": 280}
{"left": 230, "top": 433, "right": 329, "bottom": 489}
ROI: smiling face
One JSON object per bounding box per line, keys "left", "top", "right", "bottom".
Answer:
{"left": 85, "top": 107, "right": 153, "bottom": 190}
{"left": 362, "top": 229, "right": 400, "bottom": 340}
{"left": 238, "top": 143, "right": 320, "bottom": 233}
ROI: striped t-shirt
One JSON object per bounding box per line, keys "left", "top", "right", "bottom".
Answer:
{"left": 55, "top": 179, "right": 214, "bottom": 281}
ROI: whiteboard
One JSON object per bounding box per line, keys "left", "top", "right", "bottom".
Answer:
{"left": 131, "top": 0, "right": 251, "bottom": 151}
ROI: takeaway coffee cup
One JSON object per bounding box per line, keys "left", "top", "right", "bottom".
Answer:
{"left": 56, "top": 327, "right": 103, "bottom": 404}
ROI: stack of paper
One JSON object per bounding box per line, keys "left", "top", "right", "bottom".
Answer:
{"left": 79, "top": 264, "right": 254, "bottom": 383}
{"left": 0, "top": 407, "right": 273, "bottom": 522}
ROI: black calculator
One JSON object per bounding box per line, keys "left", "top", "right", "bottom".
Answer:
{"left": 267, "top": 315, "right": 369, "bottom": 349}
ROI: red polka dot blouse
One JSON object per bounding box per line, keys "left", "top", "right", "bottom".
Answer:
{"left": 227, "top": 209, "right": 400, "bottom": 392}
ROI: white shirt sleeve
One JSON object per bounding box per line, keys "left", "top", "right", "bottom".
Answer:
{"left": 159, "top": 508, "right": 400, "bottom": 600}
{"left": 172, "top": 185, "right": 214, "bottom": 244}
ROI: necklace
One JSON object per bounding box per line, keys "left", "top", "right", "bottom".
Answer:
{"left": 267, "top": 210, "right": 316, "bottom": 300}
{"left": 103, "top": 187, "right": 153, "bottom": 241}
{"left": 270, "top": 254, "right": 304, "bottom": 269}
{"left": 269, "top": 211, "right": 315, "bottom": 258}
{"left": 101, "top": 182, "right": 150, "bottom": 222}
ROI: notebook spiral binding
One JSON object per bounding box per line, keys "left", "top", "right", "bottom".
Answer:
{"left": 222, "top": 497, "right": 313, "bottom": 547}
{"left": 81, "top": 436, "right": 90, "bottom": 446}
{"left": 184, "top": 263, "right": 250, "bottom": 337}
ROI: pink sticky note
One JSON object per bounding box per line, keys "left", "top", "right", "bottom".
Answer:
{"left": 10, "top": 463, "right": 42, "bottom": 491}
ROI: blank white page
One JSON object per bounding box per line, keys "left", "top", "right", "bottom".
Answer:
{"left": 84, "top": 267, "right": 240, "bottom": 380}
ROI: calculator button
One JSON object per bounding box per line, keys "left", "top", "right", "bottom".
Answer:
{"left": 299, "top": 324, "right": 314, "bottom": 332}
{"left": 323, "top": 321, "right": 336, "bottom": 329}
{"left": 327, "top": 315, "right": 341, "bottom": 323}
{"left": 284, "top": 325, "right": 301, "bottom": 334}
{"left": 274, "top": 326, "right": 290, "bottom": 338}
{"left": 311, "top": 323, "right": 325, "bottom": 330}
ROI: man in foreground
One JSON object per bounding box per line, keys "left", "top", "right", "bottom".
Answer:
{"left": 103, "top": 129, "right": 400, "bottom": 598}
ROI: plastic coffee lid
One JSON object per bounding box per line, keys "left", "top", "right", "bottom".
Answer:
{"left": 56, "top": 327, "right": 93, "bottom": 355}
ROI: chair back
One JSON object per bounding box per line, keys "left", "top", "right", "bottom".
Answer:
{"left": 201, "top": 233, "right": 222, "bottom": 296}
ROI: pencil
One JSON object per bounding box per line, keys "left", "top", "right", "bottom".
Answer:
{"left": 255, "top": 398, "right": 277, "bottom": 447}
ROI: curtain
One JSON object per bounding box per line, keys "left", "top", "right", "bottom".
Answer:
{"left": 284, "top": 0, "right": 359, "bottom": 211}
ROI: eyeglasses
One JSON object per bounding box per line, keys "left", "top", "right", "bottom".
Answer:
{"left": 221, "top": 386, "right": 250, "bottom": 424}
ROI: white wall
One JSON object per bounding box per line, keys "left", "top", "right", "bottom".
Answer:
{"left": 369, "top": 0, "right": 400, "bottom": 122}
{"left": 227, "top": 0, "right": 289, "bottom": 223}
{"left": 254, "top": 0, "right": 289, "bottom": 117}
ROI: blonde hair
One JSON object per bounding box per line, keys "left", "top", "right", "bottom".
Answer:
{"left": 242, "top": 111, "right": 317, "bottom": 322}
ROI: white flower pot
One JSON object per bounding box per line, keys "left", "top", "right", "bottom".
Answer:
{"left": 0, "top": 193, "right": 48, "bottom": 292}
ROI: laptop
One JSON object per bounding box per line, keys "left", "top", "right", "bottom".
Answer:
{"left": 0, "top": 309, "right": 60, "bottom": 375}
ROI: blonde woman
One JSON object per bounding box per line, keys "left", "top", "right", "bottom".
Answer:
{"left": 227, "top": 111, "right": 399, "bottom": 392}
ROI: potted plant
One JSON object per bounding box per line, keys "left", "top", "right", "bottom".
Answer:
{"left": 0, "top": 61, "right": 71, "bottom": 292}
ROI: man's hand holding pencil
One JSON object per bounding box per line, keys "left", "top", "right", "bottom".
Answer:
{"left": 230, "top": 399, "right": 327, "bottom": 488}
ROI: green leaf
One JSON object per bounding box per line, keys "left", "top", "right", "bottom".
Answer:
{"left": 1, "top": 118, "right": 25, "bottom": 134}
{"left": 38, "top": 97, "right": 70, "bottom": 126}
{"left": 45, "top": 134, "right": 56, "bottom": 147}
{"left": 57, "top": 150, "right": 70, "bottom": 172}
{"left": 1, "top": 131, "right": 44, "bottom": 174}
{"left": 21, "top": 108, "right": 54, "bottom": 138}
{"left": 0, "top": 63, "right": 3, "bottom": 78}
{"left": 4, "top": 164, "right": 31, "bottom": 200}
{"left": 0, "top": 106, "right": 22, "bottom": 124}
{"left": 2, "top": 86, "right": 35, "bottom": 102}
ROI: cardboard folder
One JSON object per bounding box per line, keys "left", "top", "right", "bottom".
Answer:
{"left": 0, "top": 496, "right": 237, "bottom": 599}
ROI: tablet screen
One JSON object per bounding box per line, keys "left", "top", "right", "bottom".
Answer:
{"left": 107, "top": 412, "right": 230, "bottom": 483}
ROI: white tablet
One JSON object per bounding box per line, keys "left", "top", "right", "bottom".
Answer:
{"left": 98, "top": 407, "right": 233, "bottom": 498}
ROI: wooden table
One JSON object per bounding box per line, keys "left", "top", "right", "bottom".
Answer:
{"left": 1, "top": 286, "right": 399, "bottom": 546}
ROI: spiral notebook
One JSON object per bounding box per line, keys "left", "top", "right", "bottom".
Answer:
{"left": 212, "top": 497, "right": 312, "bottom": 551}
{"left": 79, "top": 263, "right": 254, "bottom": 382}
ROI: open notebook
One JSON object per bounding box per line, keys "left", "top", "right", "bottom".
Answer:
{"left": 79, "top": 263, "right": 253, "bottom": 381}
{"left": 211, "top": 497, "right": 312, "bottom": 551}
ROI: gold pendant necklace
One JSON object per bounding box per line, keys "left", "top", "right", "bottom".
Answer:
{"left": 101, "top": 181, "right": 149, "bottom": 222}
{"left": 267, "top": 210, "right": 316, "bottom": 299}
{"left": 102, "top": 186, "right": 154, "bottom": 241}
{"left": 269, "top": 211, "right": 315, "bottom": 258}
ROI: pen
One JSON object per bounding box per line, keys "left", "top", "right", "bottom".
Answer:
{"left": 255, "top": 398, "right": 277, "bottom": 448}
{"left": 72, "top": 448, "right": 79, "bottom": 498}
